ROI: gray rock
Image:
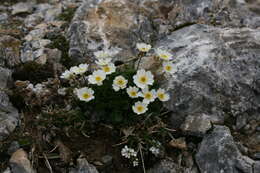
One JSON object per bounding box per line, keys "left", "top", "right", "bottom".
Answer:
{"left": 44, "top": 4, "right": 62, "bottom": 22}
{"left": 0, "top": 92, "right": 19, "bottom": 142}
{"left": 9, "top": 149, "right": 35, "bottom": 173}
{"left": 67, "top": 0, "right": 158, "bottom": 63}
{"left": 253, "top": 153, "right": 260, "bottom": 160}
{"left": 0, "top": 36, "right": 21, "bottom": 67}
{"left": 7, "top": 141, "right": 20, "bottom": 156}
{"left": 195, "top": 125, "right": 255, "bottom": 173}
{"left": 158, "top": 24, "right": 260, "bottom": 128}
{"left": 0, "top": 67, "right": 11, "bottom": 89}
{"left": 3, "top": 167, "right": 11, "bottom": 173}
{"left": 11, "top": 2, "right": 34, "bottom": 15}
{"left": 24, "top": 13, "right": 44, "bottom": 28}
{"left": 0, "top": 67, "right": 19, "bottom": 141}
{"left": 101, "top": 155, "right": 113, "bottom": 166}
{"left": 69, "top": 158, "right": 99, "bottom": 173}
{"left": 147, "top": 158, "right": 183, "bottom": 173}
{"left": 253, "top": 161, "right": 260, "bottom": 173}
{"left": 181, "top": 114, "right": 212, "bottom": 137}
{"left": 0, "top": 13, "right": 8, "bottom": 23}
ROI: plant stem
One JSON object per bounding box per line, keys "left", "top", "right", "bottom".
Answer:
{"left": 139, "top": 143, "right": 146, "bottom": 173}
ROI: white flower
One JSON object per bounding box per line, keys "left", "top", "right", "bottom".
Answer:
{"left": 95, "top": 58, "right": 112, "bottom": 66}
{"left": 121, "top": 146, "right": 137, "bottom": 159}
{"left": 133, "top": 69, "right": 154, "bottom": 89}
{"left": 94, "top": 50, "right": 110, "bottom": 59}
{"left": 149, "top": 146, "right": 160, "bottom": 156}
{"left": 156, "top": 48, "right": 172, "bottom": 61}
{"left": 136, "top": 43, "right": 152, "bottom": 52}
{"left": 77, "top": 63, "right": 89, "bottom": 75}
{"left": 133, "top": 159, "right": 139, "bottom": 167}
{"left": 101, "top": 63, "right": 116, "bottom": 75}
{"left": 156, "top": 88, "right": 170, "bottom": 102}
{"left": 121, "top": 146, "right": 131, "bottom": 159}
{"left": 162, "top": 61, "right": 174, "bottom": 74}
{"left": 88, "top": 70, "right": 106, "bottom": 86}
{"left": 94, "top": 48, "right": 119, "bottom": 59}
{"left": 112, "top": 76, "right": 128, "bottom": 91}
{"left": 132, "top": 101, "right": 148, "bottom": 115}
{"left": 75, "top": 87, "right": 94, "bottom": 102}
{"left": 70, "top": 66, "right": 81, "bottom": 74}
{"left": 126, "top": 86, "right": 140, "bottom": 98}
{"left": 60, "top": 70, "right": 74, "bottom": 79}
{"left": 140, "top": 88, "right": 156, "bottom": 103}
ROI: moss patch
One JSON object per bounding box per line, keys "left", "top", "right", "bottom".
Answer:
{"left": 12, "top": 61, "right": 54, "bottom": 83}
{"left": 45, "top": 34, "right": 74, "bottom": 68}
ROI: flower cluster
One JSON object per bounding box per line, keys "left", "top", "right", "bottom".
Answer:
{"left": 121, "top": 145, "right": 139, "bottom": 167}
{"left": 60, "top": 43, "right": 171, "bottom": 114}
{"left": 149, "top": 140, "right": 161, "bottom": 156}
{"left": 60, "top": 63, "right": 89, "bottom": 79}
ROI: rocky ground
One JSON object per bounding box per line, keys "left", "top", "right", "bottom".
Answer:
{"left": 0, "top": 0, "right": 260, "bottom": 173}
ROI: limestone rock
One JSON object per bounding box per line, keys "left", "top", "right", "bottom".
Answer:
{"left": 195, "top": 125, "right": 255, "bottom": 173}
{"left": 0, "top": 36, "right": 21, "bottom": 67}
{"left": 69, "top": 158, "right": 99, "bottom": 173}
{"left": 9, "top": 149, "right": 35, "bottom": 173}
{"left": 11, "top": 2, "right": 34, "bottom": 15}
{"left": 0, "top": 67, "right": 19, "bottom": 141}
{"left": 181, "top": 114, "right": 212, "bottom": 137}
{"left": 157, "top": 24, "right": 260, "bottom": 128}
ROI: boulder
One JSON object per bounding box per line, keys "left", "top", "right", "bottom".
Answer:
{"left": 195, "top": 125, "right": 255, "bottom": 173}
{"left": 157, "top": 24, "right": 260, "bottom": 128}
{"left": 9, "top": 149, "right": 35, "bottom": 173}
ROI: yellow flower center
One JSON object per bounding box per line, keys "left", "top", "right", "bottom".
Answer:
{"left": 161, "top": 54, "right": 169, "bottom": 59}
{"left": 130, "top": 91, "right": 137, "bottom": 96}
{"left": 117, "top": 79, "right": 125, "bottom": 86}
{"left": 82, "top": 93, "right": 91, "bottom": 99}
{"left": 144, "top": 93, "right": 152, "bottom": 100}
{"left": 136, "top": 105, "right": 144, "bottom": 112}
{"left": 158, "top": 93, "right": 165, "bottom": 100}
{"left": 141, "top": 47, "right": 147, "bottom": 51}
{"left": 103, "top": 66, "right": 110, "bottom": 72}
{"left": 165, "top": 65, "right": 172, "bottom": 71}
{"left": 95, "top": 76, "right": 102, "bottom": 82}
{"left": 139, "top": 76, "right": 147, "bottom": 83}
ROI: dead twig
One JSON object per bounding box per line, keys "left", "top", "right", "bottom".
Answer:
{"left": 43, "top": 153, "right": 53, "bottom": 173}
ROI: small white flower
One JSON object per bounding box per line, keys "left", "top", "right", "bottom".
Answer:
{"left": 156, "top": 48, "right": 172, "bottom": 61}
{"left": 95, "top": 58, "right": 112, "bottom": 66}
{"left": 149, "top": 146, "right": 160, "bottom": 156}
{"left": 140, "top": 88, "right": 157, "bottom": 103}
{"left": 133, "top": 159, "right": 139, "bottom": 167}
{"left": 132, "top": 101, "right": 148, "bottom": 115}
{"left": 88, "top": 70, "right": 106, "bottom": 86}
{"left": 136, "top": 43, "right": 152, "bottom": 52}
{"left": 156, "top": 88, "right": 170, "bottom": 102}
{"left": 126, "top": 86, "right": 140, "bottom": 98}
{"left": 60, "top": 70, "right": 74, "bottom": 79}
{"left": 113, "top": 75, "right": 128, "bottom": 91}
{"left": 75, "top": 87, "right": 94, "bottom": 102}
{"left": 77, "top": 63, "right": 89, "bottom": 75}
{"left": 94, "top": 50, "right": 110, "bottom": 59}
{"left": 70, "top": 66, "right": 81, "bottom": 75}
{"left": 101, "top": 63, "right": 116, "bottom": 75}
{"left": 121, "top": 146, "right": 131, "bottom": 159}
{"left": 133, "top": 69, "right": 154, "bottom": 89}
{"left": 94, "top": 48, "right": 119, "bottom": 59}
{"left": 162, "top": 61, "right": 174, "bottom": 74}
